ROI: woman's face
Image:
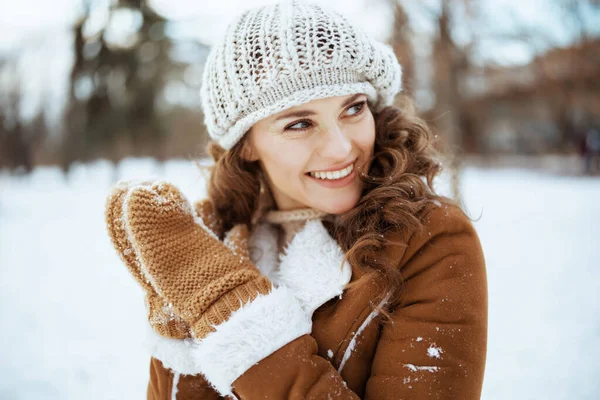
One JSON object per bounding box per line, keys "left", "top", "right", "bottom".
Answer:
{"left": 246, "top": 93, "right": 376, "bottom": 214}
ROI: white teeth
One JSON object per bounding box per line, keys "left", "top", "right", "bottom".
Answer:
{"left": 309, "top": 163, "right": 354, "bottom": 180}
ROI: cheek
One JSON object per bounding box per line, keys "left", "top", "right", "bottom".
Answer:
{"left": 353, "top": 114, "right": 376, "bottom": 156}
{"left": 259, "top": 143, "right": 310, "bottom": 181}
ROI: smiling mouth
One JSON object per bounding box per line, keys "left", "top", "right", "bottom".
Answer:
{"left": 308, "top": 162, "right": 354, "bottom": 180}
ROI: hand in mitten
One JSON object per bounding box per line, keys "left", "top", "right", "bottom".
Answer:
{"left": 121, "top": 181, "right": 272, "bottom": 339}
{"left": 112, "top": 182, "right": 341, "bottom": 397}
{"left": 276, "top": 220, "right": 352, "bottom": 315}
{"left": 105, "top": 180, "right": 190, "bottom": 338}
{"left": 105, "top": 181, "right": 255, "bottom": 339}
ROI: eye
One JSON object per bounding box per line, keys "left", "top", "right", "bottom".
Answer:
{"left": 347, "top": 100, "right": 367, "bottom": 116}
{"left": 283, "top": 100, "right": 367, "bottom": 132}
{"left": 285, "top": 119, "right": 313, "bottom": 132}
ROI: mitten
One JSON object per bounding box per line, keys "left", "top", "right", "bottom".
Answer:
{"left": 105, "top": 180, "right": 190, "bottom": 338}
{"left": 193, "top": 198, "right": 223, "bottom": 238}
{"left": 121, "top": 181, "right": 272, "bottom": 339}
{"left": 105, "top": 181, "right": 252, "bottom": 339}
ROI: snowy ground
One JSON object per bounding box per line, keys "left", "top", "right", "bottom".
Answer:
{"left": 1, "top": 158, "right": 599, "bottom": 399}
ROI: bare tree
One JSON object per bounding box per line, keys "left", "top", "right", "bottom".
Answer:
{"left": 386, "top": 0, "right": 415, "bottom": 97}
{"left": 0, "top": 78, "right": 47, "bottom": 174}
{"left": 61, "top": 0, "right": 175, "bottom": 175}
{"left": 402, "top": 0, "right": 476, "bottom": 200}
{"left": 532, "top": 0, "right": 600, "bottom": 150}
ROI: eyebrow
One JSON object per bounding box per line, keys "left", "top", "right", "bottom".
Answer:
{"left": 274, "top": 93, "right": 365, "bottom": 122}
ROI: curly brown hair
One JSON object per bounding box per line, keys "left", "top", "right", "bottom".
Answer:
{"left": 204, "top": 98, "right": 450, "bottom": 310}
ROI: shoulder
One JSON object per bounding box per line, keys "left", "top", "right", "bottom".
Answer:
{"left": 421, "top": 198, "right": 474, "bottom": 234}
{"left": 386, "top": 198, "right": 484, "bottom": 273}
{"left": 412, "top": 198, "right": 479, "bottom": 251}
{"left": 418, "top": 198, "right": 476, "bottom": 240}
{"left": 382, "top": 198, "right": 488, "bottom": 333}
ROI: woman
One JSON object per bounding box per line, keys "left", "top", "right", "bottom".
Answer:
{"left": 105, "top": 1, "right": 488, "bottom": 399}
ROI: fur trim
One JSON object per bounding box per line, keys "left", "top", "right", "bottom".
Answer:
{"left": 144, "top": 286, "right": 311, "bottom": 398}
{"left": 277, "top": 220, "right": 352, "bottom": 314}
{"left": 248, "top": 222, "right": 280, "bottom": 282}
{"left": 143, "top": 326, "right": 203, "bottom": 376}
{"left": 171, "top": 372, "right": 180, "bottom": 400}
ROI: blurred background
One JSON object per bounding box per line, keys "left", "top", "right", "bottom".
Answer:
{"left": 0, "top": 0, "right": 599, "bottom": 399}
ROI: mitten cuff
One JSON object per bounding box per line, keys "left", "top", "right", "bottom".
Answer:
{"left": 145, "top": 292, "right": 190, "bottom": 339}
{"left": 194, "top": 286, "right": 311, "bottom": 397}
{"left": 192, "top": 275, "right": 273, "bottom": 339}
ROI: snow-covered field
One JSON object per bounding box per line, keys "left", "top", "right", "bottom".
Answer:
{"left": 1, "top": 158, "right": 599, "bottom": 399}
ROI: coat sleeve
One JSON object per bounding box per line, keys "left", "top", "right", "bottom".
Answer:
{"left": 232, "top": 334, "right": 360, "bottom": 399}
{"left": 232, "top": 203, "right": 488, "bottom": 399}
{"left": 143, "top": 285, "right": 355, "bottom": 400}
{"left": 147, "top": 357, "right": 226, "bottom": 400}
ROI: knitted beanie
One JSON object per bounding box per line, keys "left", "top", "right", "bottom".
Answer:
{"left": 200, "top": 0, "right": 403, "bottom": 150}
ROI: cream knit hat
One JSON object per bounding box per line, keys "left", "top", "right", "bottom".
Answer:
{"left": 200, "top": 0, "right": 403, "bottom": 150}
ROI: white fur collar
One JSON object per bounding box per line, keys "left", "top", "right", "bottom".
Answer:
{"left": 248, "top": 222, "right": 280, "bottom": 282}
{"left": 248, "top": 219, "right": 352, "bottom": 313}
{"left": 277, "top": 219, "right": 352, "bottom": 314}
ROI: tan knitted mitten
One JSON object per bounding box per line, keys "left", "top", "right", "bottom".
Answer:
{"left": 105, "top": 180, "right": 190, "bottom": 338}
{"left": 121, "top": 181, "right": 272, "bottom": 339}
{"left": 105, "top": 180, "right": 247, "bottom": 339}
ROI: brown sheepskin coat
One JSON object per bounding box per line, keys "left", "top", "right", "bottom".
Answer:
{"left": 143, "top": 201, "right": 487, "bottom": 399}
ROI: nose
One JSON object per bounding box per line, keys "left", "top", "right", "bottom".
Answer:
{"left": 317, "top": 124, "right": 352, "bottom": 161}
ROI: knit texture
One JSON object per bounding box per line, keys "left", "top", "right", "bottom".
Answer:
{"left": 105, "top": 181, "right": 190, "bottom": 339}
{"left": 263, "top": 208, "right": 328, "bottom": 224}
{"left": 112, "top": 181, "right": 272, "bottom": 340}
{"left": 263, "top": 207, "right": 329, "bottom": 253}
{"left": 200, "top": 0, "right": 403, "bottom": 150}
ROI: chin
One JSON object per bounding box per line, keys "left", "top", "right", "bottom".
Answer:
{"left": 314, "top": 193, "right": 361, "bottom": 215}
